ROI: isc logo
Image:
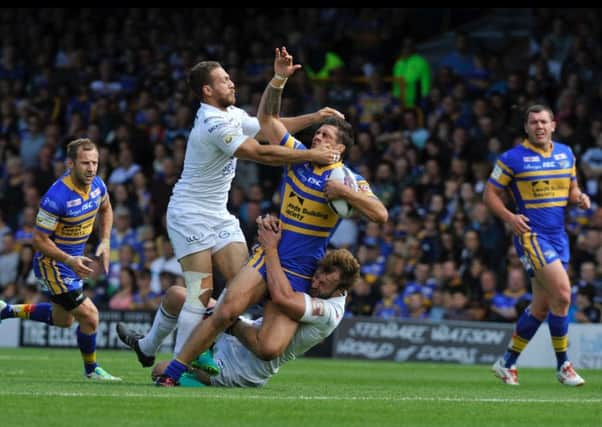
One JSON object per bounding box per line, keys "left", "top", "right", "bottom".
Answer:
{"left": 307, "top": 176, "right": 323, "bottom": 186}
{"left": 81, "top": 201, "right": 95, "bottom": 210}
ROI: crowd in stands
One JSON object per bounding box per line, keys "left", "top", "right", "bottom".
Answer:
{"left": 0, "top": 8, "right": 601, "bottom": 324}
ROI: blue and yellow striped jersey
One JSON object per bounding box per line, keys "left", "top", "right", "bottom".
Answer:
{"left": 275, "top": 133, "right": 373, "bottom": 278}
{"left": 33, "top": 172, "right": 107, "bottom": 290}
{"left": 488, "top": 139, "right": 576, "bottom": 233}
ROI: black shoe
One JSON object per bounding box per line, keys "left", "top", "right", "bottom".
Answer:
{"left": 116, "top": 322, "right": 155, "bottom": 368}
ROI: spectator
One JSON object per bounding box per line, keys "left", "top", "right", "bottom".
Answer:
{"left": 391, "top": 37, "right": 431, "bottom": 108}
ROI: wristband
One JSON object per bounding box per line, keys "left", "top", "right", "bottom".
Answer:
{"left": 273, "top": 73, "right": 288, "bottom": 82}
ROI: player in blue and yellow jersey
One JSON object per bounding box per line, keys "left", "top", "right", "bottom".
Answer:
{"left": 155, "top": 47, "right": 388, "bottom": 386}
{"left": 0, "top": 138, "right": 121, "bottom": 381}
{"left": 484, "top": 104, "right": 589, "bottom": 387}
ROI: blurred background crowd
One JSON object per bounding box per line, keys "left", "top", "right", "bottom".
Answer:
{"left": 0, "top": 8, "right": 601, "bottom": 324}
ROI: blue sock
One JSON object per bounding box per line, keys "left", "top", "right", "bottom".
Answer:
{"left": 547, "top": 312, "right": 569, "bottom": 370}
{"left": 503, "top": 307, "right": 542, "bottom": 368}
{"left": 77, "top": 326, "right": 98, "bottom": 375}
{"left": 164, "top": 359, "right": 188, "bottom": 381}
{"left": 1, "top": 303, "right": 53, "bottom": 325}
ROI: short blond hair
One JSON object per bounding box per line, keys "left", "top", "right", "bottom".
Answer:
{"left": 66, "top": 138, "right": 98, "bottom": 161}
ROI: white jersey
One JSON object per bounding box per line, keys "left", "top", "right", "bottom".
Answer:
{"left": 168, "top": 103, "right": 260, "bottom": 217}
{"left": 211, "top": 293, "right": 346, "bottom": 388}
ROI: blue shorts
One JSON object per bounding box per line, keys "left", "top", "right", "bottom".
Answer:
{"left": 514, "top": 231, "right": 569, "bottom": 277}
{"left": 247, "top": 246, "right": 312, "bottom": 292}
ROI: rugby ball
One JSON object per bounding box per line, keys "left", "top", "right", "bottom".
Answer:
{"left": 327, "top": 166, "right": 358, "bottom": 218}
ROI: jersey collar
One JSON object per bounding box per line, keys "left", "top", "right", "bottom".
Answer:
{"left": 522, "top": 138, "right": 553, "bottom": 157}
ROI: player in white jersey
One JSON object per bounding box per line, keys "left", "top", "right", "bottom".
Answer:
{"left": 150, "top": 215, "right": 359, "bottom": 387}
{"left": 164, "top": 60, "right": 344, "bottom": 356}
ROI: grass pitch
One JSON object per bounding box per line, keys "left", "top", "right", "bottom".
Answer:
{"left": 1, "top": 348, "right": 600, "bottom": 427}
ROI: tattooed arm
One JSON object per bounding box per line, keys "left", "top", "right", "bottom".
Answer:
{"left": 256, "top": 47, "right": 301, "bottom": 145}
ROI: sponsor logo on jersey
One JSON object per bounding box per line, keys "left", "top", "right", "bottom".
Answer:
{"left": 66, "top": 198, "right": 82, "bottom": 207}
{"left": 523, "top": 164, "right": 542, "bottom": 170}
{"left": 543, "top": 250, "right": 556, "bottom": 260}
{"left": 491, "top": 165, "right": 503, "bottom": 180}
{"left": 36, "top": 210, "right": 58, "bottom": 229}
{"left": 542, "top": 161, "right": 556, "bottom": 168}
{"left": 523, "top": 156, "right": 540, "bottom": 162}
{"left": 208, "top": 122, "right": 226, "bottom": 133}
{"left": 224, "top": 134, "right": 234, "bottom": 144}
{"left": 554, "top": 153, "right": 567, "bottom": 160}
{"left": 218, "top": 230, "right": 231, "bottom": 239}
{"left": 90, "top": 188, "right": 101, "bottom": 198}
{"left": 289, "top": 191, "right": 305, "bottom": 205}
{"left": 307, "top": 176, "right": 323, "bottom": 186}
{"left": 311, "top": 300, "right": 325, "bottom": 317}
{"left": 222, "top": 159, "right": 235, "bottom": 176}
{"left": 358, "top": 182, "right": 370, "bottom": 192}
{"left": 558, "top": 160, "right": 570, "bottom": 168}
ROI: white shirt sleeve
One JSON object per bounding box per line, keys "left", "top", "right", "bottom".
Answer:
{"left": 300, "top": 293, "right": 345, "bottom": 327}
{"left": 240, "top": 110, "right": 260, "bottom": 138}
{"left": 204, "top": 113, "right": 249, "bottom": 157}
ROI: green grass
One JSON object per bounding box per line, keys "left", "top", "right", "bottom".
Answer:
{"left": 1, "top": 348, "right": 601, "bottom": 427}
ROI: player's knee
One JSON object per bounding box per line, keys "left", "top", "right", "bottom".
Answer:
{"left": 256, "top": 342, "right": 285, "bottom": 361}
{"left": 54, "top": 316, "right": 74, "bottom": 327}
{"left": 213, "top": 304, "right": 241, "bottom": 329}
{"left": 555, "top": 291, "right": 571, "bottom": 310}
{"left": 164, "top": 286, "right": 185, "bottom": 313}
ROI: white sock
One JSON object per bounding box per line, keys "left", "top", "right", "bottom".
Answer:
{"left": 174, "top": 303, "right": 206, "bottom": 356}
{"left": 138, "top": 304, "right": 178, "bottom": 356}
{"left": 173, "top": 271, "right": 210, "bottom": 356}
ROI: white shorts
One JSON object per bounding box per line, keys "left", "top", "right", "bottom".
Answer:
{"left": 209, "top": 334, "right": 267, "bottom": 388}
{"left": 166, "top": 208, "right": 246, "bottom": 260}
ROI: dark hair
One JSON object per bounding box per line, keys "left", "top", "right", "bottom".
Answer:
{"left": 188, "top": 61, "right": 222, "bottom": 99}
{"left": 319, "top": 248, "right": 360, "bottom": 292}
{"left": 524, "top": 104, "right": 555, "bottom": 124}
{"left": 322, "top": 116, "right": 354, "bottom": 156}
{"left": 66, "top": 138, "right": 98, "bottom": 161}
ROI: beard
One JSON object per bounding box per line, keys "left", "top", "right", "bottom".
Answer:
{"left": 215, "top": 93, "right": 236, "bottom": 109}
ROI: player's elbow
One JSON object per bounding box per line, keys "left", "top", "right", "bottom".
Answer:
{"left": 32, "top": 232, "right": 46, "bottom": 252}
{"left": 269, "top": 289, "right": 291, "bottom": 308}
{"left": 368, "top": 205, "right": 388, "bottom": 224}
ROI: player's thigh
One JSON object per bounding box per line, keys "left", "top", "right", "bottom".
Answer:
{"left": 213, "top": 242, "right": 249, "bottom": 281}
{"left": 50, "top": 301, "right": 74, "bottom": 327}
{"left": 216, "top": 267, "right": 266, "bottom": 318}
{"left": 534, "top": 259, "right": 571, "bottom": 307}
{"left": 257, "top": 302, "right": 299, "bottom": 358}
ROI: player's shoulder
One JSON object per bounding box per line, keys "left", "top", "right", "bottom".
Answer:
{"left": 553, "top": 140, "right": 574, "bottom": 155}
{"left": 91, "top": 176, "right": 107, "bottom": 194}
{"left": 497, "top": 144, "right": 525, "bottom": 167}
{"left": 40, "top": 178, "right": 69, "bottom": 211}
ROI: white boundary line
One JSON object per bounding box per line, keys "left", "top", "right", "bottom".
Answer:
{"left": 0, "top": 391, "right": 600, "bottom": 403}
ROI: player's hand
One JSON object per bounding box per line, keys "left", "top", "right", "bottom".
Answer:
{"left": 95, "top": 238, "right": 110, "bottom": 274}
{"left": 257, "top": 214, "right": 282, "bottom": 250}
{"left": 65, "top": 255, "right": 94, "bottom": 278}
{"left": 508, "top": 213, "right": 531, "bottom": 235}
{"left": 324, "top": 179, "right": 349, "bottom": 200}
{"left": 310, "top": 145, "right": 341, "bottom": 166}
{"left": 315, "top": 107, "right": 345, "bottom": 121}
{"left": 274, "top": 46, "right": 301, "bottom": 78}
{"left": 578, "top": 193, "right": 591, "bottom": 210}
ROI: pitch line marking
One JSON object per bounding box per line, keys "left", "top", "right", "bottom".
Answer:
{"left": 0, "top": 391, "right": 600, "bottom": 404}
